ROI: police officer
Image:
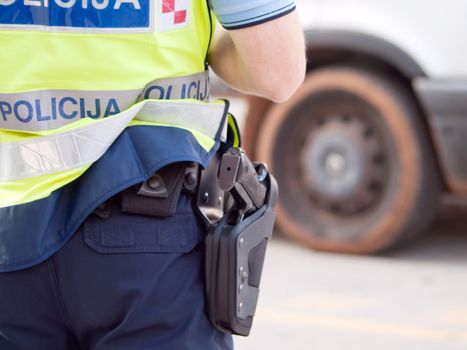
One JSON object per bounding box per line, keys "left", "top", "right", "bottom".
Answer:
{"left": 0, "top": 0, "right": 305, "bottom": 349}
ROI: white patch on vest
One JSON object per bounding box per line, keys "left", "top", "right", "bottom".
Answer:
{"left": 158, "top": 0, "right": 190, "bottom": 33}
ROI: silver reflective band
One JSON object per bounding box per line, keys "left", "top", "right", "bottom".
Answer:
{"left": 0, "top": 71, "right": 210, "bottom": 132}
{"left": 0, "top": 99, "right": 227, "bottom": 182}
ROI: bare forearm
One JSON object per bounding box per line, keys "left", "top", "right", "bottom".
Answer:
{"left": 209, "top": 30, "right": 258, "bottom": 97}
{"left": 209, "top": 11, "right": 306, "bottom": 103}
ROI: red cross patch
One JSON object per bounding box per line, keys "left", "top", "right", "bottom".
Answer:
{"left": 159, "top": 0, "right": 190, "bottom": 32}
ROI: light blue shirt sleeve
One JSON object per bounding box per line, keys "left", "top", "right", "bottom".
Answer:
{"left": 209, "top": 0, "right": 296, "bottom": 30}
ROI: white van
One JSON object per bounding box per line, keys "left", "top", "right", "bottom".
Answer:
{"left": 241, "top": 0, "right": 467, "bottom": 253}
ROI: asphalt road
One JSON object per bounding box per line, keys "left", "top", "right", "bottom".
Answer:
{"left": 234, "top": 202, "right": 467, "bottom": 350}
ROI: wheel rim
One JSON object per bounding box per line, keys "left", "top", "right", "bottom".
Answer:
{"left": 300, "top": 112, "right": 388, "bottom": 216}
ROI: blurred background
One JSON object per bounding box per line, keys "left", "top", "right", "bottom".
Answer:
{"left": 213, "top": 0, "right": 467, "bottom": 349}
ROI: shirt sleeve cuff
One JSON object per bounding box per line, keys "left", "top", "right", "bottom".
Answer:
{"left": 212, "top": 1, "right": 296, "bottom": 30}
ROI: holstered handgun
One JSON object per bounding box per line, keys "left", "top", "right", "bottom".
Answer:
{"left": 204, "top": 147, "right": 278, "bottom": 336}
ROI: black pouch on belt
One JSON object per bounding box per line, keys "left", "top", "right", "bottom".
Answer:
{"left": 120, "top": 162, "right": 196, "bottom": 217}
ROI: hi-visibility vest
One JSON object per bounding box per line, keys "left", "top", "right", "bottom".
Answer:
{"left": 0, "top": 1, "right": 238, "bottom": 271}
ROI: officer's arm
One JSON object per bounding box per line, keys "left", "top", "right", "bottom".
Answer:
{"left": 209, "top": 10, "right": 306, "bottom": 103}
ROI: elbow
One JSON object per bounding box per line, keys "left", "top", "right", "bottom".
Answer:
{"left": 258, "top": 56, "right": 306, "bottom": 103}
{"left": 263, "top": 71, "right": 305, "bottom": 103}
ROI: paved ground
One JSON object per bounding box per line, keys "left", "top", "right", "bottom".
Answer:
{"left": 234, "top": 202, "right": 467, "bottom": 350}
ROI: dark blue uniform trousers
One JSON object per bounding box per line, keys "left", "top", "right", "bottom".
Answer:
{"left": 0, "top": 194, "right": 233, "bottom": 349}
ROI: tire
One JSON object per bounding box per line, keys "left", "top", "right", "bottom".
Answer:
{"left": 257, "top": 66, "right": 441, "bottom": 254}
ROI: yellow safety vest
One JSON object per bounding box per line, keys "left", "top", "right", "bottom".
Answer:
{"left": 0, "top": 0, "right": 238, "bottom": 271}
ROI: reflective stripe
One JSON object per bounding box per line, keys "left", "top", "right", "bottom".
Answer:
{"left": 0, "top": 71, "right": 210, "bottom": 132}
{"left": 0, "top": 99, "right": 227, "bottom": 182}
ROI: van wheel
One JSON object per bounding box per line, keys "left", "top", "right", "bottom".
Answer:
{"left": 257, "top": 66, "right": 440, "bottom": 254}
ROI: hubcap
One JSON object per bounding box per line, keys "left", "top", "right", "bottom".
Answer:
{"left": 300, "top": 114, "right": 387, "bottom": 216}
{"left": 325, "top": 152, "right": 347, "bottom": 178}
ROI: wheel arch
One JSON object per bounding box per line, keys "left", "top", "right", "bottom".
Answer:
{"left": 304, "top": 29, "right": 426, "bottom": 80}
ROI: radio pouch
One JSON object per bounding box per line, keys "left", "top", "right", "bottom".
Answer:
{"left": 120, "top": 163, "right": 187, "bottom": 217}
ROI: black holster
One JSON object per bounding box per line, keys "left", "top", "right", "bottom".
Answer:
{"left": 203, "top": 148, "right": 278, "bottom": 336}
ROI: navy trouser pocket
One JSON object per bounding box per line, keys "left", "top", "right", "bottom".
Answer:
{"left": 83, "top": 194, "right": 200, "bottom": 254}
